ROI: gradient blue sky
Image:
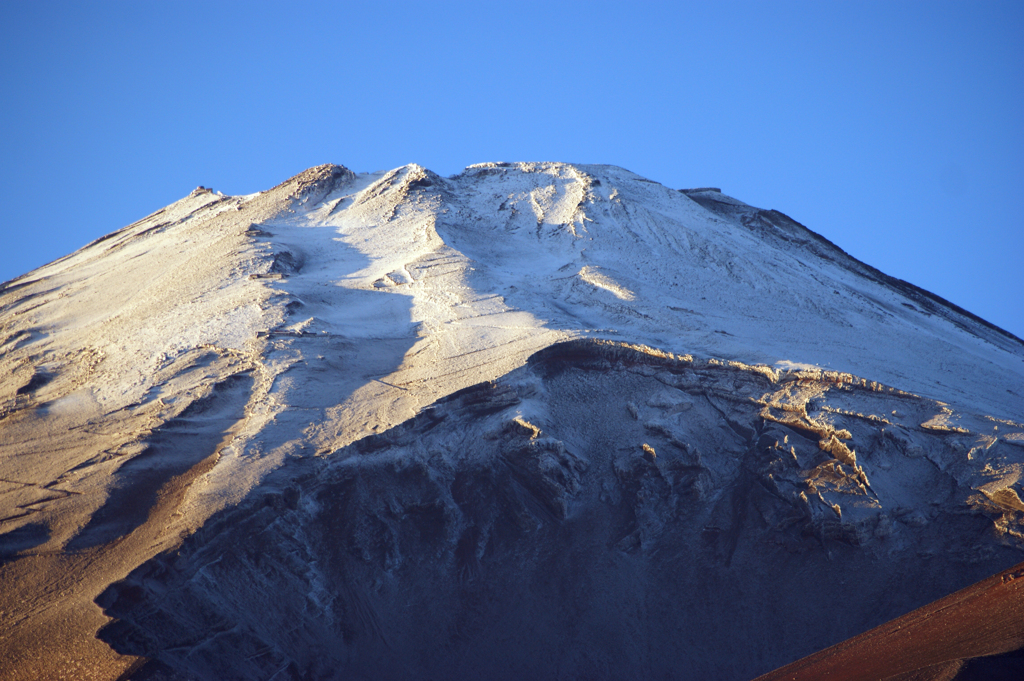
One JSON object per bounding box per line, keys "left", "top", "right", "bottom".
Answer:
{"left": 2, "top": 1, "right": 1021, "bottom": 337}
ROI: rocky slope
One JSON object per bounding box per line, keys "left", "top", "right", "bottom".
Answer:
{"left": 1, "top": 162, "right": 1022, "bottom": 679}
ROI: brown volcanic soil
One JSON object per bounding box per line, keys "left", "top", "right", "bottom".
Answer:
{"left": 755, "top": 561, "right": 1024, "bottom": 681}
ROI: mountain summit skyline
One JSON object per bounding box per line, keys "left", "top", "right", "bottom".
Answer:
{"left": 1, "top": 162, "right": 1022, "bottom": 679}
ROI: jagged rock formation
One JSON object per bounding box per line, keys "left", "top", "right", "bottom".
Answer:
{"left": 1, "top": 162, "right": 1022, "bottom": 680}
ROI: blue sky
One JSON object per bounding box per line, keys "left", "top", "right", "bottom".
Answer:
{"left": 2, "top": 1, "right": 1021, "bottom": 337}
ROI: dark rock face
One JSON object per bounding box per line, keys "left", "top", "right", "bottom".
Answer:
{"left": 97, "top": 342, "right": 1024, "bottom": 680}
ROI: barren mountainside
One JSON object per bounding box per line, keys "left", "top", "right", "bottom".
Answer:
{"left": 1, "top": 162, "right": 1022, "bottom": 680}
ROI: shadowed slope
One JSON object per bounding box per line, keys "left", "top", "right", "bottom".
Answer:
{"left": 97, "top": 341, "right": 1024, "bottom": 680}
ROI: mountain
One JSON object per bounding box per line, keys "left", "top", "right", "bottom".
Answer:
{"left": 1, "top": 162, "right": 1022, "bottom": 680}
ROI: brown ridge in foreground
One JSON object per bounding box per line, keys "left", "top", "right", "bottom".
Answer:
{"left": 754, "top": 561, "right": 1024, "bottom": 680}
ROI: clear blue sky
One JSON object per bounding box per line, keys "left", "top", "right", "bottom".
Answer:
{"left": 2, "top": 1, "right": 1021, "bottom": 338}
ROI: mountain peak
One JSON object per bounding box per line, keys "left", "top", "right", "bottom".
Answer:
{"left": 1, "top": 162, "right": 1021, "bottom": 680}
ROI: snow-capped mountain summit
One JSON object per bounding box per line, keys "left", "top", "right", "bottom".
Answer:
{"left": 2, "top": 163, "right": 1022, "bottom": 680}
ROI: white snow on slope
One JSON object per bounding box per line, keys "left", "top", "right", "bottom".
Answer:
{"left": 3, "top": 160, "right": 1021, "bottom": 524}
{"left": 251, "top": 161, "right": 1022, "bottom": 438}
{"left": 168, "top": 159, "right": 1024, "bottom": 516}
